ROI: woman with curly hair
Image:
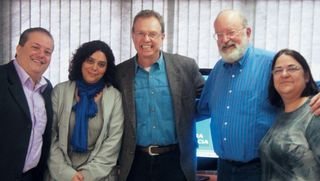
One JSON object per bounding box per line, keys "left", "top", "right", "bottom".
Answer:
{"left": 47, "top": 40, "right": 123, "bottom": 181}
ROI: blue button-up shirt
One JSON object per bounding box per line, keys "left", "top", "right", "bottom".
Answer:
{"left": 135, "top": 53, "right": 177, "bottom": 146}
{"left": 198, "top": 45, "right": 279, "bottom": 162}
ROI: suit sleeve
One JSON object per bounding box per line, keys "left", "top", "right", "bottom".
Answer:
{"left": 190, "top": 58, "right": 205, "bottom": 98}
{"left": 187, "top": 57, "right": 210, "bottom": 120}
{"left": 196, "top": 64, "right": 217, "bottom": 118}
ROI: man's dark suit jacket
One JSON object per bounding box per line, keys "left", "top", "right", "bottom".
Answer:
{"left": 116, "top": 52, "right": 204, "bottom": 181}
{"left": 0, "top": 61, "right": 53, "bottom": 181}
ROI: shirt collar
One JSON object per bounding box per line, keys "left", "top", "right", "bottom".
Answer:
{"left": 13, "top": 59, "right": 48, "bottom": 92}
{"left": 223, "top": 44, "right": 253, "bottom": 69}
{"left": 134, "top": 51, "right": 164, "bottom": 72}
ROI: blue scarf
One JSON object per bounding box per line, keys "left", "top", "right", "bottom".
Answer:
{"left": 71, "top": 79, "right": 105, "bottom": 152}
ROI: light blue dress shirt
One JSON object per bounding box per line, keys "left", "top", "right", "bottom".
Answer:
{"left": 134, "top": 53, "right": 177, "bottom": 146}
{"left": 198, "top": 45, "right": 279, "bottom": 162}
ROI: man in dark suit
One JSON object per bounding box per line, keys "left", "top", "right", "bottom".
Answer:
{"left": 116, "top": 10, "right": 204, "bottom": 181}
{"left": 0, "top": 27, "right": 54, "bottom": 181}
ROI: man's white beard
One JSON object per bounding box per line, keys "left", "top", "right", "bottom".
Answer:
{"left": 220, "top": 39, "right": 248, "bottom": 63}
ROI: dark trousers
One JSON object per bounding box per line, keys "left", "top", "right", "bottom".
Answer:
{"left": 127, "top": 149, "right": 187, "bottom": 181}
{"left": 217, "top": 158, "right": 262, "bottom": 181}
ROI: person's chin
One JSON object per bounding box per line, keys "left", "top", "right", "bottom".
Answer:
{"left": 221, "top": 53, "right": 239, "bottom": 63}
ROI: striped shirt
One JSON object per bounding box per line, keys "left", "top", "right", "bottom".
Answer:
{"left": 198, "top": 45, "right": 279, "bottom": 162}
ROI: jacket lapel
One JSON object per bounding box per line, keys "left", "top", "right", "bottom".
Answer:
{"left": 121, "top": 59, "right": 137, "bottom": 131}
{"left": 7, "top": 62, "right": 32, "bottom": 121}
{"left": 61, "top": 82, "right": 77, "bottom": 156}
{"left": 163, "top": 53, "right": 182, "bottom": 124}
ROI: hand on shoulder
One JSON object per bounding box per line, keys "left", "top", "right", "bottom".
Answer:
{"left": 310, "top": 93, "right": 320, "bottom": 116}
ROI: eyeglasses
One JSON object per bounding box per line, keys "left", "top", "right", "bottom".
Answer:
{"left": 214, "top": 27, "right": 246, "bottom": 40}
{"left": 85, "top": 57, "right": 107, "bottom": 68}
{"left": 134, "top": 31, "right": 163, "bottom": 39}
{"left": 272, "top": 65, "right": 302, "bottom": 76}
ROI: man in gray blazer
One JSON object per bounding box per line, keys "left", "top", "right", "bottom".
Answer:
{"left": 116, "top": 10, "right": 204, "bottom": 181}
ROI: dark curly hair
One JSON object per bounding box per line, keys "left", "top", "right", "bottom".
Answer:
{"left": 68, "top": 40, "right": 116, "bottom": 87}
{"left": 268, "top": 48, "right": 319, "bottom": 108}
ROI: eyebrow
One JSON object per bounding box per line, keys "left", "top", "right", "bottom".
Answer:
{"left": 274, "top": 64, "right": 298, "bottom": 68}
{"left": 88, "top": 56, "right": 107, "bottom": 62}
{"left": 31, "top": 42, "right": 53, "bottom": 51}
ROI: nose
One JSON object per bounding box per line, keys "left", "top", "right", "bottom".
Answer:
{"left": 219, "top": 34, "right": 230, "bottom": 43}
{"left": 143, "top": 34, "right": 151, "bottom": 41}
{"left": 280, "top": 69, "right": 290, "bottom": 77}
{"left": 36, "top": 49, "right": 45, "bottom": 58}
{"left": 92, "top": 63, "right": 98, "bottom": 70}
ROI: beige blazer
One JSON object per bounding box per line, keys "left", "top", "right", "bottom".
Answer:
{"left": 47, "top": 81, "right": 123, "bottom": 181}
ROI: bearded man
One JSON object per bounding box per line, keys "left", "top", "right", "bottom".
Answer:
{"left": 197, "top": 9, "right": 320, "bottom": 181}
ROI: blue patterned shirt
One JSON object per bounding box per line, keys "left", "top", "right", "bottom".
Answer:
{"left": 197, "top": 45, "right": 279, "bottom": 161}
{"left": 134, "top": 53, "right": 177, "bottom": 146}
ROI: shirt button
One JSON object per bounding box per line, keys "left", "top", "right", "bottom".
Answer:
{"left": 229, "top": 90, "right": 232, "bottom": 93}
{"left": 232, "top": 74, "right": 235, "bottom": 78}
{"left": 223, "top": 138, "right": 227, "bottom": 141}
{"left": 224, "top": 122, "right": 228, "bottom": 125}
{"left": 226, "top": 106, "right": 230, "bottom": 109}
